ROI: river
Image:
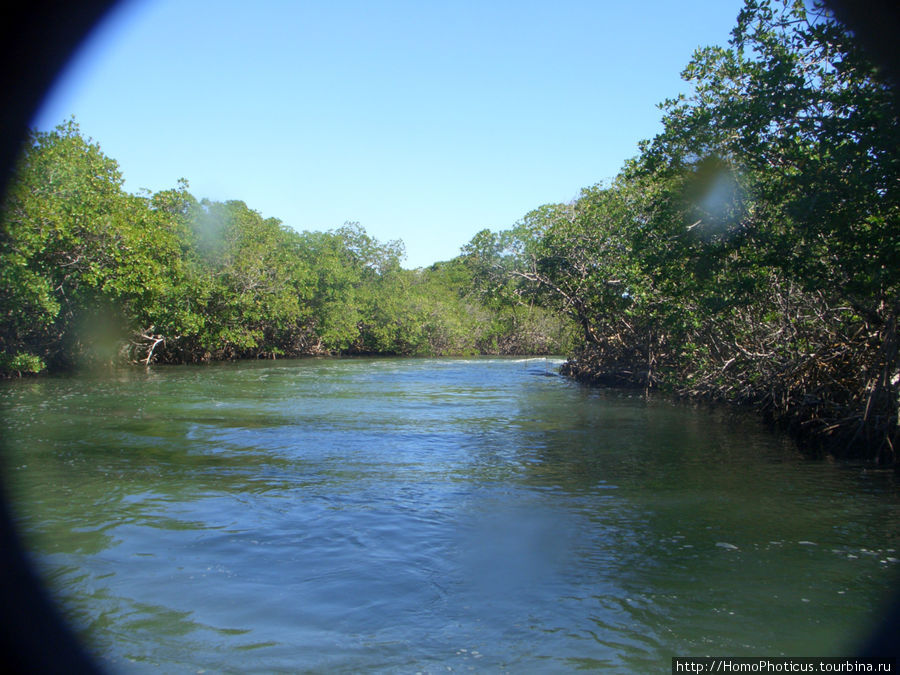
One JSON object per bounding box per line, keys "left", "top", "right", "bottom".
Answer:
{"left": 1, "top": 357, "right": 898, "bottom": 672}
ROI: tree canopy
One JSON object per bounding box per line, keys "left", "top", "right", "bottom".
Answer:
{"left": 2, "top": 0, "right": 896, "bottom": 461}
{"left": 476, "top": 0, "right": 898, "bottom": 461}
{"left": 0, "top": 121, "right": 573, "bottom": 374}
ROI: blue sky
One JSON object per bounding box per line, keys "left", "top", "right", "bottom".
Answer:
{"left": 34, "top": 0, "right": 746, "bottom": 269}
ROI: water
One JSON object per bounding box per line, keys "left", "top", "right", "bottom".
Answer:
{"left": 1, "top": 357, "right": 898, "bottom": 672}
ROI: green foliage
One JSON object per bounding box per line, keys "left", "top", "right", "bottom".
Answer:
{"left": 637, "top": 0, "right": 899, "bottom": 318}
{"left": 1, "top": 119, "right": 175, "bottom": 369}
{"left": 0, "top": 352, "right": 46, "bottom": 375}
{"left": 0, "top": 123, "right": 569, "bottom": 375}
{"left": 4, "top": 0, "right": 893, "bottom": 461}
{"left": 460, "top": 0, "right": 898, "bottom": 459}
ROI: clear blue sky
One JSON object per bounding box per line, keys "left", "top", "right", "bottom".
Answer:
{"left": 34, "top": 0, "right": 746, "bottom": 269}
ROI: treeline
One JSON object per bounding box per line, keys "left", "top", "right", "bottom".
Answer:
{"left": 0, "top": 122, "right": 574, "bottom": 374}
{"left": 3, "top": 1, "right": 897, "bottom": 463}
{"left": 470, "top": 1, "right": 899, "bottom": 462}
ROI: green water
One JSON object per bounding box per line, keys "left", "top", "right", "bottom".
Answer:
{"left": 1, "top": 357, "right": 898, "bottom": 672}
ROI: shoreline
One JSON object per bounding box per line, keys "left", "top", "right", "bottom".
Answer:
{"left": 560, "top": 349, "right": 899, "bottom": 467}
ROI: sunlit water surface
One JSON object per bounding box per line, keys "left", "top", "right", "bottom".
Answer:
{"left": 2, "top": 357, "right": 898, "bottom": 672}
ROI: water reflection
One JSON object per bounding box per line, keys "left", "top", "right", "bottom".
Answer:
{"left": 1, "top": 357, "right": 898, "bottom": 671}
